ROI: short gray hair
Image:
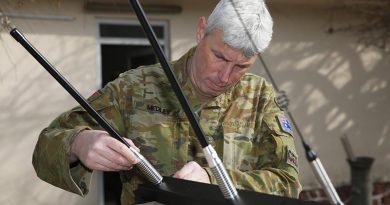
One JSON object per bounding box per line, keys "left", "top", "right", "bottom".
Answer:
{"left": 205, "top": 0, "right": 273, "bottom": 57}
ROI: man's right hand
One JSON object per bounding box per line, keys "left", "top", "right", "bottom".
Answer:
{"left": 69, "top": 130, "right": 140, "bottom": 171}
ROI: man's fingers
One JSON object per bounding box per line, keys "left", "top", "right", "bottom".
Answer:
{"left": 82, "top": 135, "right": 132, "bottom": 169}
{"left": 99, "top": 148, "right": 134, "bottom": 170}
{"left": 71, "top": 130, "right": 139, "bottom": 172}
{"left": 94, "top": 160, "right": 132, "bottom": 172}
{"left": 124, "top": 138, "right": 140, "bottom": 152}
{"left": 106, "top": 137, "right": 139, "bottom": 165}
{"left": 173, "top": 161, "right": 195, "bottom": 179}
{"left": 81, "top": 148, "right": 132, "bottom": 171}
{"left": 173, "top": 161, "right": 210, "bottom": 184}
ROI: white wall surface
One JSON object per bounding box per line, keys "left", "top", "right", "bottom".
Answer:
{"left": 0, "top": 0, "right": 389, "bottom": 204}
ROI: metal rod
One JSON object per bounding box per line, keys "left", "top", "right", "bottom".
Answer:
{"left": 341, "top": 134, "right": 356, "bottom": 161}
{"left": 310, "top": 158, "right": 344, "bottom": 205}
{"left": 258, "top": 48, "right": 344, "bottom": 205}
{"left": 227, "top": 0, "right": 344, "bottom": 203}
{"left": 128, "top": 0, "right": 208, "bottom": 148}
{"left": 128, "top": 0, "right": 238, "bottom": 200}
{"left": 257, "top": 55, "right": 281, "bottom": 92}
{"left": 10, "top": 27, "right": 162, "bottom": 185}
{"left": 259, "top": 56, "right": 344, "bottom": 205}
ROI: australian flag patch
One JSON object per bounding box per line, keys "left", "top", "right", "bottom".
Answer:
{"left": 277, "top": 115, "right": 293, "bottom": 135}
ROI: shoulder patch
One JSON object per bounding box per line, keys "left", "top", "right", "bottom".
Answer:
{"left": 277, "top": 115, "right": 293, "bottom": 135}
{"left": 88, "top": 90, "right": 103, "bottom": 102}
{"left": 286, "top": 148, "right": 299, "bottom": 171}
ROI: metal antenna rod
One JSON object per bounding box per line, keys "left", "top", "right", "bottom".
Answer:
{"left": 227, "top": 0, "right": 344, "bottom": 203}
{"left": 128, "top": 0, "right": 239, "bottom": 201}
{"left": 9, "top": 27, "right": 163, "bottom": 186}
{"left": 258, "top": 56, "right": 344, "bottom": 205}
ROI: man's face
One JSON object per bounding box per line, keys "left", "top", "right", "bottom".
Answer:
{"left": 190, "top": 18, "right": 257, "bottom": 100}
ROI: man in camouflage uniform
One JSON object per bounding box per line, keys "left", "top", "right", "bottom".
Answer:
{"left": 33, "top": 0, "right": 302, "bottom": 204}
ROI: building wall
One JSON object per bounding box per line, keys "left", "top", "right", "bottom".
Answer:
{"left": 0, "top": 1, "right": 103, "bottom": 204}
{"left": 267, "top": 1, "right": 390, "bottom": 189}
{"left": 0, "top": 0, "right": 389, "bottom": 204}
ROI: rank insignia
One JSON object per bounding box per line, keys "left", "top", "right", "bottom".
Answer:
{"left": 286, "top": 149, "right": 299, "bottom": 171}
{"left": 277, "top": 115, "right": 293, "bottom": 135}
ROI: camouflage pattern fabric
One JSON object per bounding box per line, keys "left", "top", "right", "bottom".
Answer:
{"left": 32, "top": 47, "right": 302, "bottom": 205}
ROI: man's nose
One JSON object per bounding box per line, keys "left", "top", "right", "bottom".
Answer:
{"left": 218, "top": 64, "right": 233, "bottom": 84}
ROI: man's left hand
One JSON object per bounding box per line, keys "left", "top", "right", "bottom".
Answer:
{"left": 173, "top": 161, "right": 210, "bottom": 184}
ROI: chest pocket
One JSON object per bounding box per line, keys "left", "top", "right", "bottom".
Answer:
{"left": 219, "top": 100, "right": 257, "bottom": 171}
{"left": 127, "top": 101, "right": 188, "bottom": 175}
{"left": 221, "top": 118, "right": 256, "bottom": 171}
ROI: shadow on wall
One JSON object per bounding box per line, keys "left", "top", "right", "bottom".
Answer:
{"left": 0, "top": 16, "right": 99, "bottom": 205}
{"left": 262, "top": 3, "right": 390, "bottom": 187}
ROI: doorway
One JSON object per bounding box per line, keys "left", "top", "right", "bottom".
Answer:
{"left": 101, "top": 45, "right": 157, "bottom": 85}
{"left": 98, "top": 19, "right": 169, "bottom": 205}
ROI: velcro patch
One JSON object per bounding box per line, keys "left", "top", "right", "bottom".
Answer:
{"left": 277, "top": 115, "right": 293, "bottom": 135}
{"left": 146, "top": 104, "right": 173, "bottom": 116}
{"left": 88, "top": 90, "right": 103, "bottom": 101}
{"left": 286, "top": 149, "right": 299, "bottom": 171}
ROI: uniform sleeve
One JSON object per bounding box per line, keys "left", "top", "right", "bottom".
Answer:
{"left": 32, "top": 80, "right": 127, "bottom": 196}
{"left": 204, "top": 87, "right": 302, "bottom": 198}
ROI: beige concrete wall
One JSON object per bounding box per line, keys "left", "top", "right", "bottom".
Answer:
{"left": 266, "top": 1, "right": 390, "bottom": 188}
{"left": 0, "top": 1, "right": 102, "bottom": 204}
{"left": 0, "top": 0, "right": 389, "bottom": 204}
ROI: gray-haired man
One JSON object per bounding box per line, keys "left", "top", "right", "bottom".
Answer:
{"left": 33, "top": 1, "right": 302, "bottom": 204}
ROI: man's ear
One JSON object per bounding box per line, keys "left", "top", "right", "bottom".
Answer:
{"left": 196, "top": 17, "right": 207, "bottom": 43}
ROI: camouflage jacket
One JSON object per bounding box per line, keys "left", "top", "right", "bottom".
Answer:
{"left": 32, "top": 47, "right": 302, "bottom": 205}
